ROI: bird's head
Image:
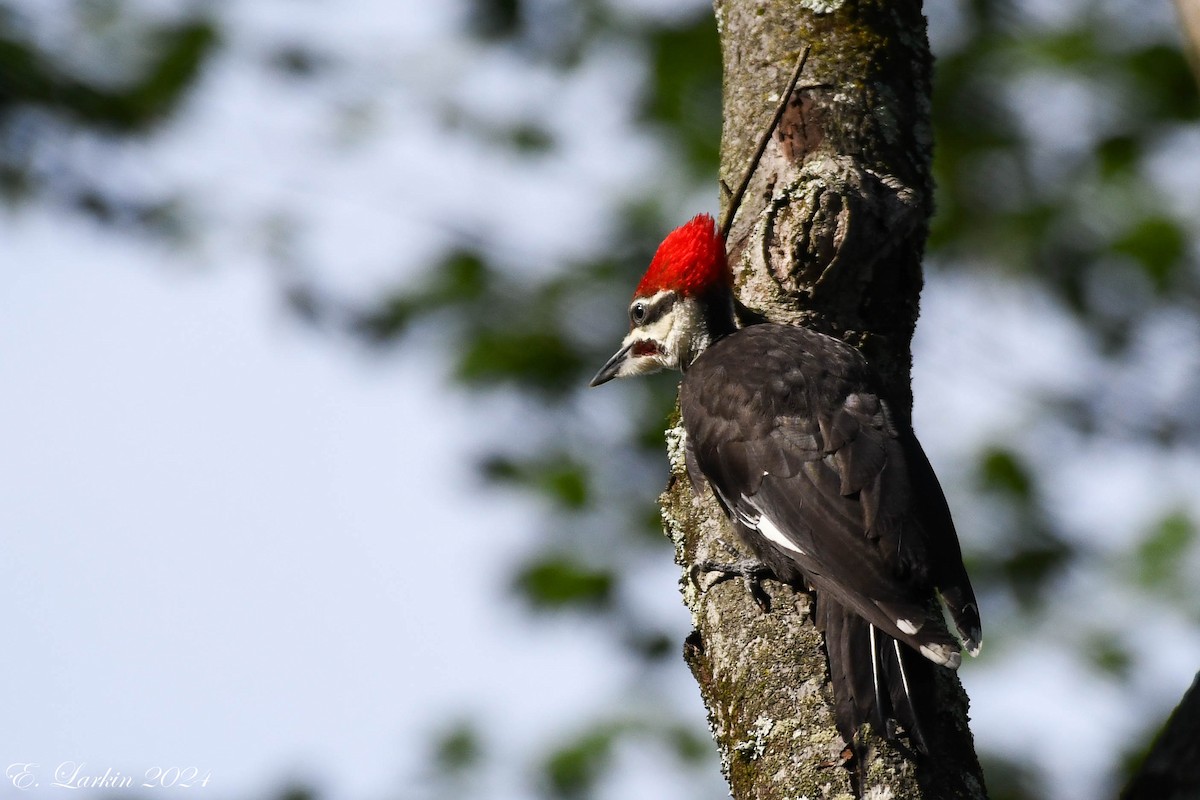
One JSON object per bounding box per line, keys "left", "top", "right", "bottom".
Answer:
{"left": 590, "top": 214, "right": 732, "bottom": 386}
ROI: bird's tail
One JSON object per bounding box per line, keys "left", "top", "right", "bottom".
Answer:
{"left": 815, "top": 593, "right": 938, "bottom": 753}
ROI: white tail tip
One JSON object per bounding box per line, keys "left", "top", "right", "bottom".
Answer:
{"left": 919, "top": 643, "right": 962, "bottom": 669}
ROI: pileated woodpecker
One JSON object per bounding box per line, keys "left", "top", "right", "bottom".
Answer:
{"left": 590, "top": 213, "right": 981, "bottom": 751}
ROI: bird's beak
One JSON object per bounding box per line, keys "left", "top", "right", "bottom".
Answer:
{"left": 589, "top": 342, "right": 633, "bottom": 387}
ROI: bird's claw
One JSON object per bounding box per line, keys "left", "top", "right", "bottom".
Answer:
{"left": 690, "top": 550, "right": 775, "bottom": 612}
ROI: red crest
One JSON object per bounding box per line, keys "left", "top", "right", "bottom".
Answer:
{"left": 635, "top": 214, "right": 730, "bottom": 298}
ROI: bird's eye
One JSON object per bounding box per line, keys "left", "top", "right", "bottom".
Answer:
{"left": 631, "top": 302, "right": 647, "bottom": 325}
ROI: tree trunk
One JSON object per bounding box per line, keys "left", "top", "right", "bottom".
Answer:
{"left": 1121, "top": 671, "right": 1200, "bottom": 800}
{"left": 1175, "top": 0, "right": 1200, "bottom": 84}
{"left": 661, "top": 1, "right": 989, "bottom": 797}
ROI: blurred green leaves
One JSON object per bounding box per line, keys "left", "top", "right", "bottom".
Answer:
{"left": 0, "top": 6, "right": 216, "bottom": 233}
{"left": 457, "top": 328, "right": 587, "bottom": 395}
{"left": 542, "top": 726, "right": 615, "bottom": 797}
{"left": 413, "top": 719, "right": 490, "bottom": 800}
{"left": 1111, "top": 217, "right": 1188, "bottom": 291}
{"left": 931, "top": 12, "right": 1200, "bottom": 339}
{"left": 515, "top": 555, "right": 614, "bottom": 610}
{"left": 1132, "top": 510, "right": 1196, "bottom": 599}
{"left": 974, "top": 446, "right": 1074, "bottom": 610}
{"left": 979, "top": 446, "right": 1034, "bottom": 499}
{"left": 1125, "top": 44, "right": 1200, "bottom": 122}
{"left": 1096, "top": 134, "right": 1139, "bottom": 179}
{"left": 483, "top": 454, "right": 590, "bottom": 511}
{"left": 466, "top": 0, "right": 521, "bottom": 42}
{"left": 641, "top": 18, "right": 722, "bottom": 175}
{"left": 540, "top": 719, "right": 711, "bottom": 798}
{"left": 1085, "top": 631, "right": 1134, "bottom": 680}
{"left": 354, "top": 248, "right": 633, "bottom": 398}
{"left": 435, "top": 721, "right": 485, "bottom": 775}
{"left": 356, "top": 251, "right": 491, "bottom": 342}
{"left": 458, "top": 0, "right": 720, "bottom": 173}
{"left": 0, "top": 17, "right": 217, "bottom": 132}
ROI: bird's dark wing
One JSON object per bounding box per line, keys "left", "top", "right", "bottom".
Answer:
{"left": 681, "top": 325, "right": 970, "bottom": 665}
{"left": 901, "top": 433, "right": 983, "bottom": 654}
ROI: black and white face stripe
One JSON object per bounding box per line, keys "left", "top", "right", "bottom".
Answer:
{"left": 630, "top": 291, "right": 677, "bottom": 329}
{"left": 590, "top": 289, "right": 708, "bottom": 384}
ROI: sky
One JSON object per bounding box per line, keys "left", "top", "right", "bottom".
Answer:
{"left": 1, "top": 211, "right": 534, "bottom": 797}
{"left": 2, "top": 1, "right": 1200, "bottom": 799}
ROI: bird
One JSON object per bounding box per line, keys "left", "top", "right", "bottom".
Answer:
{"left": 589, "top": 212, "right": 981, "bottom": 752}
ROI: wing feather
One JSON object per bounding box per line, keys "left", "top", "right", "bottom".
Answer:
{"left": 681, "top": 324, "right": 974, "bottom": 662}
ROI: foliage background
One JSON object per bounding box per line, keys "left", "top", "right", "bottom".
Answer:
{"left": 2, "top": 1, "right": 1200, "bottom": 799}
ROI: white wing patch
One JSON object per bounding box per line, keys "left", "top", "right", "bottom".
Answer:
{"left": 735, "top": 490, "right": 807, "bottom": 556}
{"left": 755, "top": 512, "right": 806, "bottom": 556}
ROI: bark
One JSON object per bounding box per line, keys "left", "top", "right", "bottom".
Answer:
{"left": 660, "top": 1, "right": 988, "bottom": 797}
{"left": 1121, "top": 671, "right": 1200, "bottom": 800}
{"left": 1175, "top": 0, "right": 1200, "bottom": 85}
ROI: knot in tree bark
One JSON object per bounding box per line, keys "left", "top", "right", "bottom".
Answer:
{"left": 756, "top": 155, "right": 921, "bottom": 306}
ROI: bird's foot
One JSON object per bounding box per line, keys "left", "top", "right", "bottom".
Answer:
{"left": 690, "top": 541, "right": 775, "bottom": 612}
